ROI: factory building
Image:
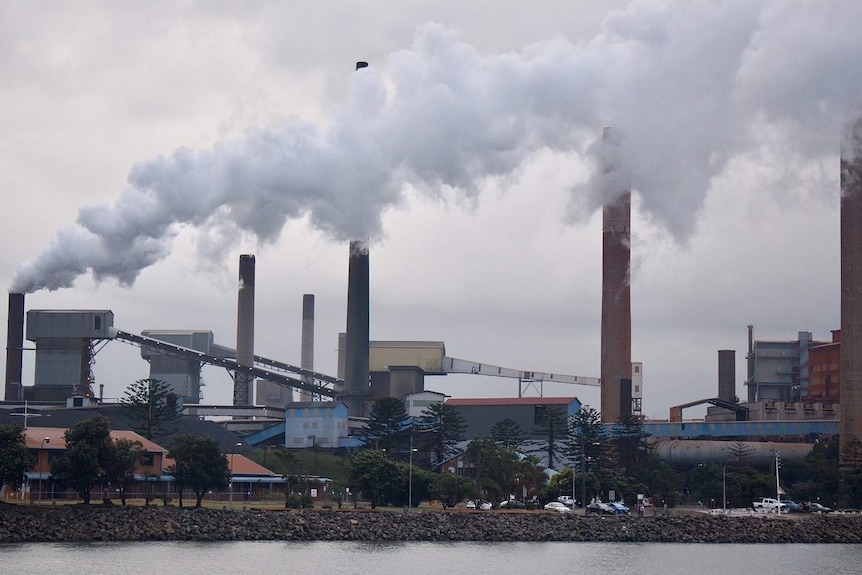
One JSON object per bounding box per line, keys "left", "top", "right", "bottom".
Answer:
{"left": 745, "top": 330, "right": 826, "bottom": 403}
{"left": 445, "top": 396, "right": 582, "bottom": 441}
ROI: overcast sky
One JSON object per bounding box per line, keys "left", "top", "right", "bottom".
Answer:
{"left": 1, "top": 0, "right": 859, "bottom": 419}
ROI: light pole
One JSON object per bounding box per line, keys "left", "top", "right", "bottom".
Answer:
{"left": 408, "top": 430, "right": 417, "bottom": 511}
{"left": 38, "top": 437, "right": 49, "bottom": 504}
{"left": 229, "top": 442, "right": 241, "bottom": 508}
{"left": 722, "top": 458, "right": 730, "bottom": 513}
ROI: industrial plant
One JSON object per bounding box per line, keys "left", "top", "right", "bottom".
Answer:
{"left": 2, "top": 121, "right": 861, "bottom": 474}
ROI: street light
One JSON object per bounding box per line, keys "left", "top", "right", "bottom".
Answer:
{"left": 408, "top": 431, "right": 418, "bottom": 511}
{"left": 229, "top": 442, "right": 241, "bottom": 508}
{"left": 38, "top": 437, "right": 49, "bottom": 504}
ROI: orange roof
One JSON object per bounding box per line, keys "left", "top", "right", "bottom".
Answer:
{"left": 445, "top": 397, "right": 579, "bottom": 407}
{"left": 24, "top": 427, "right": 166, "bottom": 453}
{"left": 161, "top": 453, "right": 278, "bottom": 477}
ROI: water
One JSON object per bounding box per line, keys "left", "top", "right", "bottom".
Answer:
{"left": 2, "top": 542, "right": 861, "bottom": 575}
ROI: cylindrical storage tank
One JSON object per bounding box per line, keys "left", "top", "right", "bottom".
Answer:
{"left": 718, "top": 350, "right": 736, "bottom": 403}
{"left": 234, "top": 254, "right": 255, "bottom": 406}
{"left": 4, "top": 293, "right": 24, "bottom": 401}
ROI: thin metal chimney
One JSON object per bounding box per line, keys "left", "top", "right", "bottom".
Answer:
{"left": 840, "top": 118, "right": 862, "bottom": 466}
{"left": 718, "top": 349, "right": 736, "bottom": 403}
{"left": 299, "top": 293, "right": 315, "bottom": 402}
{"left": 4, "top": 293, "right": 24, "bottom": 401}
{"left": 234, "top": 254, "right": 255, "bottom": 406}
{"left": 600, "top": 127, "right": 632, "bottom": 424}
{"left": 342, "top": 240, "right": 370, "bottom": 416}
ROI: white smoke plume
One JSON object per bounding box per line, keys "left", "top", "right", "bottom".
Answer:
{"left": 11, "top": 0, "right": 862, "bottom": 293}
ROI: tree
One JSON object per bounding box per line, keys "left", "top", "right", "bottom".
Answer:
{"left": 120, "top": 378, "right": 180, "bottom": 440}
{"left": 51, "top": 415, "right": 115, "bottom": 504}
{"left": 418, "top": 402, "right": 466, "bottom": 468}
{"left": 362, "top": 397, "right": 410, "bottom": 454}
{"left": 350, "top": 449, "right": 401, "bottom": 509}
{"left": 429, "top": 473, "right": 474, "bottom": 508}
{"left": 490, "top": 418, "right": 526, "bottom": 450}
{"left": 567, "top": 405, "right": 608, "bottom": 471}
{"left": 167, "top": 434, "right": 231, "bottom": 508}
{"left": 611, "top": 413, "right": 650, "bottom": 475}
{"left": 0, "top": 423, "right": 33, "bottom": 493}
{"left": 531, "top": 404, "right": 569, "bottom": 470}
{"left": 102, "top": 438, "right": 143, "bottom": 505}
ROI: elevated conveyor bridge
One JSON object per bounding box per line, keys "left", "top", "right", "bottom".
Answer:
{"left": 111, "top": 329, "right": 340, "bottom": 400}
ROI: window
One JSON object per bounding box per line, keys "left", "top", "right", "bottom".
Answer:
{"left": 634, "top": 385, "right": 640, "bottom": 393}
{"left": 140, "top": 453, "right": 155, "bottom": 466}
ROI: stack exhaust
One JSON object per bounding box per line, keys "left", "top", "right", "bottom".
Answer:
{"left": 600, "top": 127, "right": 632, "bottom": 424}
{"left": 298, "top": 293, "right": 315, "bottom": 402}
{"left": 4, "top": 293, "right": 24, "bottom": 401}
{"left": 234, "top": 254, "right": 255, "bottom": 406}
{"left": 342, "top": 240, "right": 370, "bottom": 416}
{"left": 841, "top": 118, "right": 862, "bottom": 466}
{"left": 718, "top": 349, "right": 736, "bottom": 403}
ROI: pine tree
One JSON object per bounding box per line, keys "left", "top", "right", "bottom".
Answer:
{"left": 362, "top": 397, "right": 410, "bottom": 453}
{"left": 120, "top": 378, "right": 180, "bottom": 440}
{"left": 490, "top": 418, "right": 527, "bottom": 450}
{"left": 418, "top": 402, "right": 466, "bottom": 468}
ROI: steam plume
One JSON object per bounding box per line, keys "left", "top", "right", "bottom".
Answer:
{"left": 12, "top": 1, "right": 862, "bottom": 293}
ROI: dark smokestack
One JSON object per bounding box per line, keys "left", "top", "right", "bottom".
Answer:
{"left": 840, "top": 119, "right": 862, "bottom": 466}
{"left": 342, "top": 240, "right": 370, "bottom": 416}
{"left": 299, "top": 293, "right": 315, "bottom": 402}
{"left": 600, "top": 127, "right": 632, "bottom": 424}
{"left": 718, "top": 349, "right": 736, "bottom": 403}
{"left": 746, "top": 324, "right": 755, "bottom": 402}
{"left": 234, "top": 254, "right": 255, "bottom": 406}
{"left": 4, "top": 293, "right": 24, "bottom": 401}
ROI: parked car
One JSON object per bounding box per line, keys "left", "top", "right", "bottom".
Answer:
{"left": 478, "top": 501, "right": 493, "bottom": 510}
{"left": 500, "top": 499, "right": 526, "bottom": 509}
{"left": 782, "top": 500, "right": 802, "bottom": 512}
{"left": 557, "top": 495, "right": 575, "bottom": 508}
{"left": 809, "top": 502, "right": 833, "bottom": 513}
{"left": 465, "top": 500, "right": 477, "bottom": 509}
{"left": 587, "top": 501, "right": 615, "bottom": 515}
{"left": 752, "top": 497, "right": 788, "bottom": 513}
{"left": 544, "top": 501, "right": 572, "bottom": 513}
{"left": 608, "top": 502, "right": 630, "bottom": 515}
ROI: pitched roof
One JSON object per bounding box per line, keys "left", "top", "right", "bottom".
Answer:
{"left": 24, "top": 427, "right": 166, "bottom": 452}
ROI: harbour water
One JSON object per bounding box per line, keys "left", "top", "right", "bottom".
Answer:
{"left": 3, "top": 541, "right": 862, "bottom": 575}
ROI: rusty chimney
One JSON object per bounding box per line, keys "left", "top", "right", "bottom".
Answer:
{"left": 600, "top": 127, "right": 632, "bottom": 424}
{"left": 298, "top": 293, "right": 315, "bottom": 402}
{"left": 840, "top": 118, "right": 862, "bottom": 464}
{"left": 342, "top": 240, "right": 370, "bottom": 417}
{"left": 234, "top": 254, "right": 255, "bottom": 406}
{"left": 4, "top": 293, "right": 24, "bottom": 401}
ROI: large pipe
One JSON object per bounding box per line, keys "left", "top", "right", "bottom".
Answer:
{"left": 600, "top": 127, "right": 632, "bottom": 423}
{"left": 841, "top": 118, "right": 862, "bottom": 465}
{"left": 718, "top": 349, "right": 736, "bottom": 403}
{"left": 652, "top": 439, "right": 813, "bottom": 467}
{"left": 299, "top": 293, "right": 315, "bottom": 402}
{"left": 234, "top": 254, "right": 255, "bottom": 406}
{"left": 342, "top": 240, "right": 370, "bottom": 416}
{"left": 4, "top": 293, "right": 24, "bottom": 401}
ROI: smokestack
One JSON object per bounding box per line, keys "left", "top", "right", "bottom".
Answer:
{"left": 718, "top": 349, "right": 736, "bottom": 403}
{"left": 600, "top": 127, "right": 632, "bottom": 424}
{"left": 234, "top": 254, "right": 255, "bottom": 406}
{"left": 342, "top": 240, "right": 370, "bottom": 416}
{"left": 4, "top": 293, "right": 24, "bottom": 401}
{"left": 840, "top": 118, "right": 862, "bottom": 466}
{"left": 299, "top": 294, "right": 315, "bottom": 402}
{"left": 746, "top": 324, "right": 756, "bottom": 402}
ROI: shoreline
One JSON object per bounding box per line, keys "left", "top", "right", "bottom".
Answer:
{"left": 3, "top": 504, "right": 862, "bottom": 544}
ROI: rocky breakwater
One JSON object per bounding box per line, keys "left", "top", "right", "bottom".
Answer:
{"left": 3, "top": 505, "right": 862, "bottom": 544}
